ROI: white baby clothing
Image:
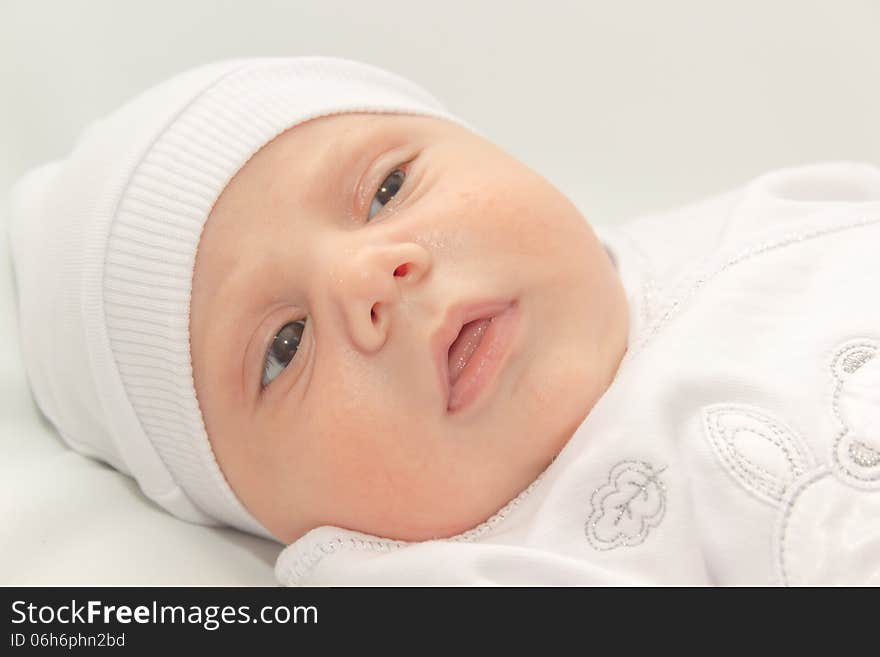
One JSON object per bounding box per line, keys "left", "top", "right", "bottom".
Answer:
{"left": 274, "top": 161, "right": 880, "bottom": 586}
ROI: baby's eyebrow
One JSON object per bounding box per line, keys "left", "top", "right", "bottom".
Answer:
{"left": 288, "top": 116, "right": 392, "bottom": 210}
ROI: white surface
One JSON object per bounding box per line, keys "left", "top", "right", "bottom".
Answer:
{"left": 1, "top": 0, "right": 878, "bottom": 585}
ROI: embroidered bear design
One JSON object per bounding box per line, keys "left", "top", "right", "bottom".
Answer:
{"left": 701, "top": 337, "right": 880, "bottom": 585}
{"left": 585, "top": 460, "right": 667, "bottom": 551}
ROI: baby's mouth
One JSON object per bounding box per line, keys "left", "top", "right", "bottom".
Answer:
{"left": 431, "top": 298, "right": 517, "bottom": 413}
{"left": 447, "top": 318, "right": 493, "bottom": 387}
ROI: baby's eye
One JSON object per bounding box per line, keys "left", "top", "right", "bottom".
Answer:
{"left": 367, "top": 168, "right": 406, "bottom": 221}
{"left": 261, "top": 320, "right": 305, "bottom": 389}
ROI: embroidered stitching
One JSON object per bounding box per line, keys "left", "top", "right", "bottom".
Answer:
{"left": 278, "top": 470, "right": 549, "bottom": 585}
{"left": 279, "top": 535, "right": 408, "bottom": 586}
{"left": 774, "top": 467, "right": 830, "bottom": 587}
{"left": 849, "top": 441, "right": 880, "bottom": 467}
{"left": 626, "top": 234, "right": 659, "bottom": 331}
{"left": 702, "top": 404, "right": 814, "bottom": 506}
{"left": 585, "top": 460, "right": 667, "bottom": 551}
{"left": 701, "top": 337, "right": 880, "bottom": 587}
{"left": 829, "top": 340, "right": 880, "bottom": 486}
{"left": 631, "top": 215, "right": 880, "bottom": 359}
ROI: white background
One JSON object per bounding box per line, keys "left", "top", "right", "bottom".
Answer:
{"left": 3, "top": 0, "right": 879, "bottom": 220}
{"left": 1, "top": 0, "right": 878, "bottom": 584}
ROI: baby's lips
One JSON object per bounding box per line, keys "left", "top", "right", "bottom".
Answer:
{"left": 447, "top": 318, "right": 491, "bottom": 387}
{"left": 430, "top": 298, "right": 515, "bottom": 411}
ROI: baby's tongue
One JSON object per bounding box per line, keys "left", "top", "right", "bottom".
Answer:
{"left": 448, "top": 318, "right": 492, "bottom": 386}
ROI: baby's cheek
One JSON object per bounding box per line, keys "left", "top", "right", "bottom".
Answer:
{"left": 309, "top": 401, "right": 394, "bottom": 475}
{"left": 500, "top": 182, "right": 590, "bottom": 257}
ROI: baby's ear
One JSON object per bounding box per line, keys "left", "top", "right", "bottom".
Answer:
{"left": 702, "top": 403, "right": 815, "bottom": 507}
{"left": 831, "top": 341, "right": 878, "bottom": 381}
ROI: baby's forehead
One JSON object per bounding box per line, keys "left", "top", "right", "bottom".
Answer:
{"left": 278, "top": 111, "right": 416, "bottom": 148}
{"left": 282, "top": 110, "right": 459, "bottom": 153}
{"left": 209, "top": 111, "right": 444, "bottom": 213}
{"left": 227, "top": 113, "right": 405, "bottom": 188}
{"left": 194, "top": 114, "right": 394, "bottom": 274}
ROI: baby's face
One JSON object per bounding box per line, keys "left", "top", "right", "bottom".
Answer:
{"left": 190, "top": 113, "right": 628, "bottom": 543}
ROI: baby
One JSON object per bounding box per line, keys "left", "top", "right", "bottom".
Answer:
{"left": 7, "top": 57, "right": 880, "bottom": 586}
{"left": 189, "top": 108, "right": 628, "bottom": 547}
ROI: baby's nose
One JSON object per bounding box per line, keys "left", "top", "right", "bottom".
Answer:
{"left": 330, "top": 241, "right": 432, "bottom": 353}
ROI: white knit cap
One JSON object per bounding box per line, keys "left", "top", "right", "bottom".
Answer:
{"left": 5, "top": 56, "right": 476, "bottom": 541}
